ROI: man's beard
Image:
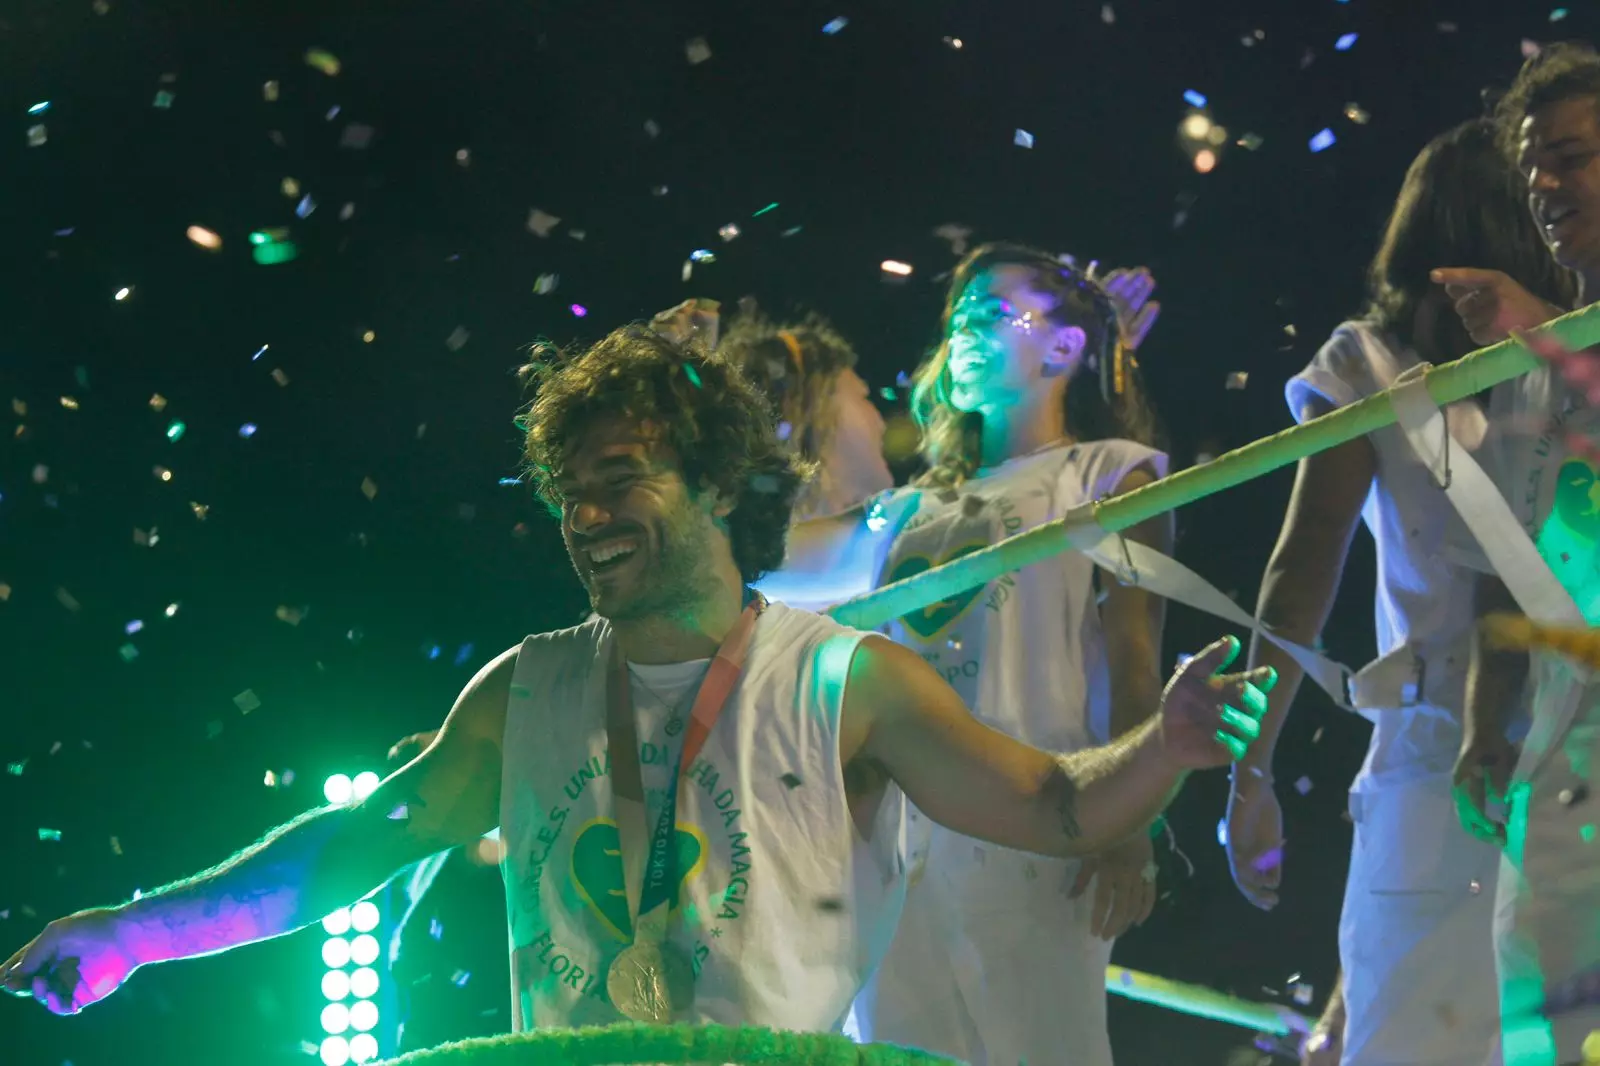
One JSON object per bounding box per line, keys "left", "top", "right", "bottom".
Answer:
{"left": 588, "top": 499, "right": 717, "bottom": 623}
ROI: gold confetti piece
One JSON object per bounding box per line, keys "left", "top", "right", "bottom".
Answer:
{"left": 455, "top": 147, "right": 470, "bottom": 165}
{"left": 526, "top": 208, "right": 561, "bottom": 237}
{"left": 27, "top": 124, "right": 47, "bottom": 147}
{"left": 281, "top": 177, "right": 301, "bottom": 199}
{"left": 362, "top": 330, "right": 375, "bottom": 343}
{"left": 149, "top": 393, "right": 167, "bottom": 411}
{"left": 1226, "top": 371, "right": 1249, "bottom": 389}
{"left": 189, "top": 501, "right": 209, "bottom": 520}
{"left": 305, "top": 48, "right": 341, "bottom": 76}
{"left": 275, "top": 605, "right": 305, "bottom": 626}
{"left": 361, "top": 477, "right": 378, "bottom": 500}
{"left": 186, "top": 225, "right": 222, "bottom": 250}
{"left": 263, "top": 80, "right": 279, "bottom": 101}
{"left": 1283, "top": 324, "right": 1297, "bottom": 337}
{"left": 0, "top": 583, "right": 10, "bottom": 601}
{"left": 1238, "top": 132, "right": 1263, "bottom": 150}
{"left": 153, "top": 465, "right": 173, "bottom": 481}
{"left": 55, "top": 588, "right": 80, "bottom": 612}
{"left": 110, "top": 836, "right": 122, "bottom": 855}
{"left": 59, "top": 396, "right": 79, "bottom": 410}
{"left": 685, "top": 36, "right": 712, "bottom": 64}
{"left": 1344, "top": 102, "right": 1370, "bottom": 125}
{"left": 11, "top": 398, "right": 24, "bottom": 415}
{"left": 234, "top": 689, "right": 261, "bottom": 714}
{"left": 270, "top": 368, "right": 289, "bottom": 386}
{"left": 114, "top": 286, "right": 132, "bottom": 301}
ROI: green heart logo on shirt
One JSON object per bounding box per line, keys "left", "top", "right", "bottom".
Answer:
{"left": 886, "top": 542, "right": 990, "bottom": 640}
{"left": 570, "top": 819, "right": 708, "bottom": 943}
{"left": 1554, "top": 458, "right": 1600, "bottom": 543}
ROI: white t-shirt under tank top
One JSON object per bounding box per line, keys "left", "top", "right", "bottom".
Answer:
{"left": 497, "top": 602, "right": 908, "bottom": 1033}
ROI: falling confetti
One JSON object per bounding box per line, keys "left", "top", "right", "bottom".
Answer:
{"left": 1344, "top": 103, "right": 1370, "bottom": 125}
{"left": 361, "top": 477, "right": 378, "bottom": 500}
{"left": 685, "top": 37, "right": 712, "bottom": 65}
{"left": 881, "top": 259, "right": 913, "bottom": 277}
{"left": 1294, "top": 776, "right": 1313, "bottom": 795}
{"left": 1101, "top": 4, "right": 1115, "bottom": 24}
{"left": 26, "top": 124, "right": 47, "bottom": 147}
{"left": 186, "top": 225, "right": 223, "bottom": 250}
{"left": 38, "top": 828, "right": 62, "bottom": 842}
{"left": 533, "top": 273, "right": 559, "bottom": 294}
{"left": 305, "top": 48, "right": 341, "bottom": 76}
{"left": 570, "top": 303, "right": 588, "bottom": 317}
{"left": 446, "top": 326, "right": 471, "bottom": 351}
{"left": 1183, "top": 89, "right": 1208, "bottom": 108}
{"left": 263, "top": 80, "right": 279, "bottom": 101}
{"left": 114, "top": 286, "right": 132, "bottom": 301}
{"left": 234, "top": 690, "right": 262, "bottom": 714}
{"left": 1552, "top": 8, "right": 1570, "bottom": 20}
{"left": 822, "top": 16, "right": 848, "bottom": 34}
{"left": 1522, "top": 39, "right": 1542, "bottom": 59}
{"left": 1309, "top": 128, "right": 1336, "bottom": 153}
{"left": 526, "top": 209, "right": 562, "bottom": 237}
{"left": 28, "top": 101, "right": 49, "bottom": 114}
{"left": 1226, "top": 371, "right": 1249, "bottom": 389}
{"left": 718, "top": 223, "right": 741, "bottom": 242}
{"left": 1013, "top": 128, "right": 1035, "bottom": 149}
{"left": 943, "top": 36, "right": 963, "bottom": 50}
{"left": 1334, "top": 33, "right": 1358, "bottom": 51}
{"left": 153, "top": 90, "right": 175, "bottom": 109}
{"left": 166, "top": 420, "right": 186, "bottom": 442}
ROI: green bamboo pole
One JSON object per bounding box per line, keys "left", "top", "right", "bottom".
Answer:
{"left": 1104, "top": 965, "right": 1313, "bottom": 1036}
{"left": 831, "top": 303, "right": 1600, "bottom": 631}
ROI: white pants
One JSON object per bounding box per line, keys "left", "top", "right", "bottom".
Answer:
{"left": 1495, "top": 717, "right": 1600, "bottom": 1066}
{"left": 854, "top": 826, "right": 1114, "bottom": 1066}
{"left": 1338, "top": 775, "right": 1504, "bottom": 1066}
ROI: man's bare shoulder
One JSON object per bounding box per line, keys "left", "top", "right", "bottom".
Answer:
{"left": 444, "top": 644, "right": 521, "bottom": 742}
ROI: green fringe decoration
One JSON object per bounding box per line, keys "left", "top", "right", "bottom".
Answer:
{"left": 379, "top": 1023, "right": 959, "bottom": 1066}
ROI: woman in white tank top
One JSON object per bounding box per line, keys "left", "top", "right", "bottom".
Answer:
{"left": 768, "top": 241, "right": 1169, "bottom": 1065}
{"left": 1223, "top": 119, "right": 1575, "bottom": 1066}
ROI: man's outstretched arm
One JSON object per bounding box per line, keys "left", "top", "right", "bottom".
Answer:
{"left": 2, "top": 647, "right": 515, "bottom": 1014}
{"left": 840, "top": 633, "right": 1273, "bottom": 858}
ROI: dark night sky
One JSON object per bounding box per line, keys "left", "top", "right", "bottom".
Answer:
{"left": 0, "top": 1, "right": 1583, "bottom": 1064}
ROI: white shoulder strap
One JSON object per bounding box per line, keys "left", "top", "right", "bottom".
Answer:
{"left": 1061, "top": 514, "right": 1357, "bottom": 710}
{"left": 1386, "top": 362, "right": 1583, "bottom": 627}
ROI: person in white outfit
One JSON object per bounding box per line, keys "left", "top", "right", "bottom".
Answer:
{"left": 1221, "top": 118, "right": 1575, "bottom": 1066}
{"left": 0, "top": 324, "right": 1274, "bottom": 1043}
{"left": 1436, "top": 42, "right": 1600, "bottom": 1066}
{"left": 769, "top": 241, "right": 1168, "bottom": 1065}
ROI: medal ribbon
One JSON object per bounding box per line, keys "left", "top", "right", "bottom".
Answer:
{"left": 605, "top": 590, "right": 765, "bottom": 947}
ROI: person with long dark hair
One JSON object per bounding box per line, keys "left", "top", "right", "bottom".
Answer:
{"left": 1226, "top": 118, "right": 1575, "bottom": 1066}
{"left": 769, "top": 243, "right": 1167, "bottom": 1064}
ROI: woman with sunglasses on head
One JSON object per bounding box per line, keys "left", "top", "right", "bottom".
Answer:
{"left": 766, "top": 242, "right": 1165, "bottom": 1064}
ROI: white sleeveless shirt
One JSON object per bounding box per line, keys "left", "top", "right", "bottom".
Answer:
{"left": 498, "top": 602, "right": 907, "bottom": 1033}
{"left": 873, "top": 439, "right": 1166, "bottom": 752}
{"left": 869, "top": 440, "right": 1164, "bottom": 877}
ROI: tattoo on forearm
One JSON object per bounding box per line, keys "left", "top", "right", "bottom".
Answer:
{"left": 1055, "top": 773, "right": 1081, "bottom": 840}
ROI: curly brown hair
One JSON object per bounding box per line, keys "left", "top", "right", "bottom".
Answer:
{"left": 911, "top": 241, "right": 1163, "bottom": 490}
{"left": 717, "top": 310, "right": 861, "bottom": 517}
{"left": 519, "top": 325, "right": 810, "bottom": 584}
{"left": 1494, "top": 40, "right": 1600, "bottom": 158}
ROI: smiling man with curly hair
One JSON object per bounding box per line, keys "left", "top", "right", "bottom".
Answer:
{"left": 4, "top": 323, "right": 1274, "bottom": 1048}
